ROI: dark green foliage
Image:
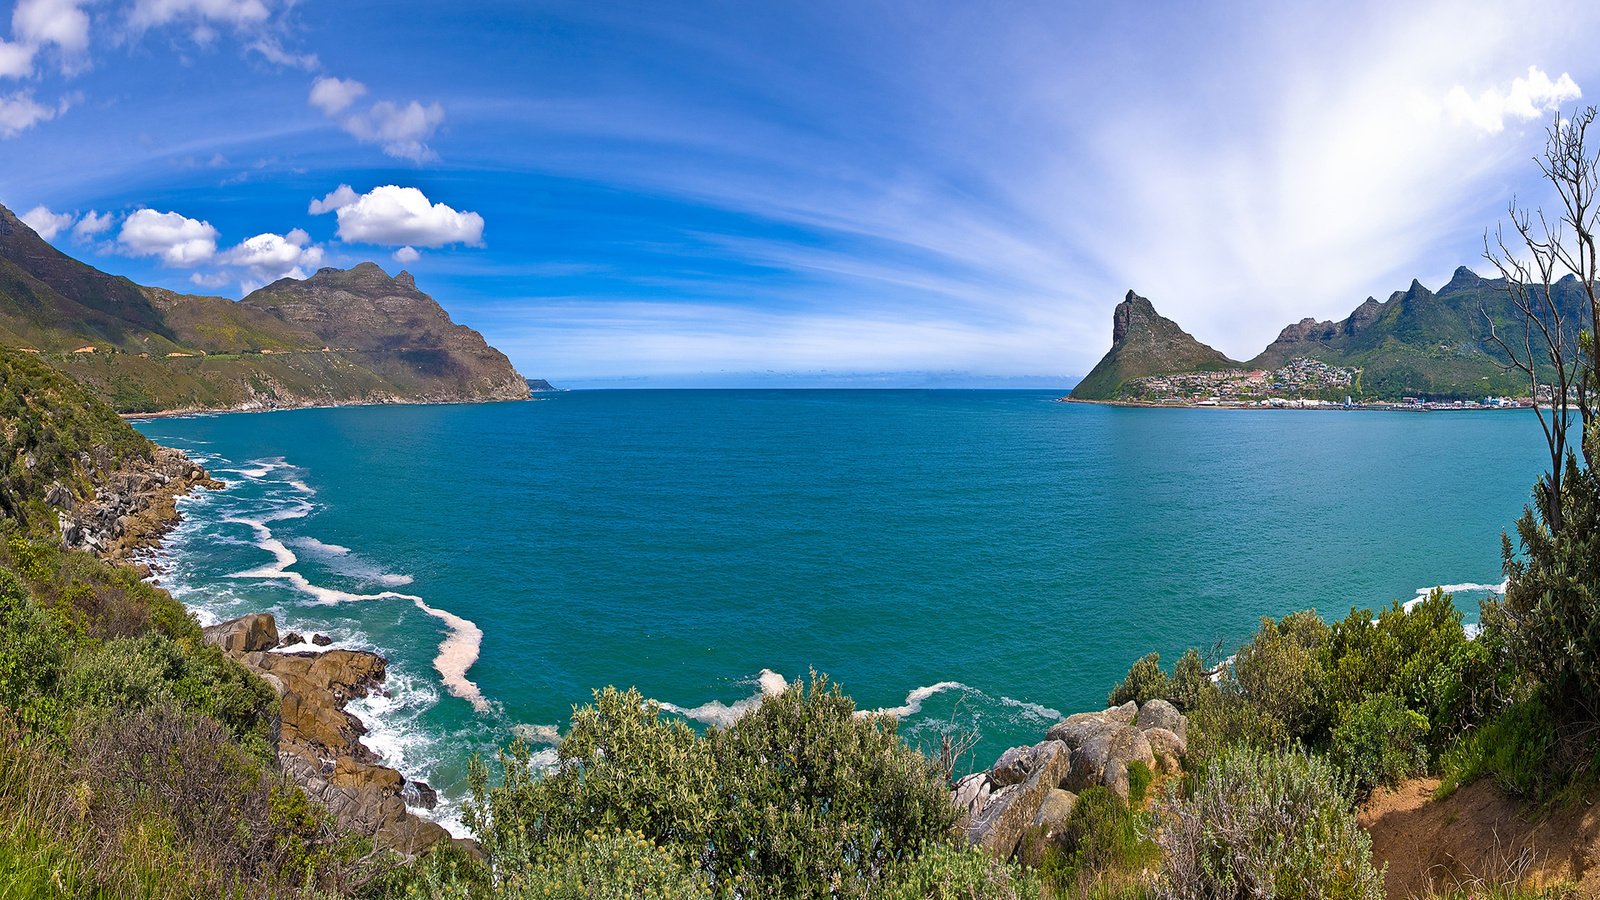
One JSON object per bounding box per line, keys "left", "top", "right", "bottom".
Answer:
{"left": 1168, "top": 649, "right": 1217, "bottom": 714}
{"left": 1155, "top": 747, "right": 1383, "bottom": 899}
{"left": 1126, "top": 760, "right": 1153, "bottom": 806}
{"left": 1231, "top": 610, "right": 1330, "bottom": 741}
{"left": 1330, "top": 693, "right": 1430, "bottom": 793}
{"left": 1436, "top": 697, "right": 1558, "bottom": 799}
{"left": 467, "top": 674, "right": 956, "bottom": 899}
{"left": 879, "top": 843, "right": 1041, "bottom": 900}
{"left": 0, "top": 567, "right": 64, "bottom": 725}
{"left": 1038, "top": 785, "right": 1157, "bottom": 894}
{"left": 0, "top": 346, "right": 151, "bottom": 523}
{"left": 1108, "top": 652, "right": 1169, "bottom": 707}
{"left": 1495, "top": 454, "right": 1600, "bottom": 724}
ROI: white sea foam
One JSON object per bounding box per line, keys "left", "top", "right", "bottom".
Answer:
{"left": 858, "top": 681, "right": 968, "bottom": 719}
{"left": 999, "top": 696, "right": 1062, "bottom": 722}
{"left": 1405, "top": 580, "right": 1507, "bottom": 612}
{"left": 293, "top": 537, "right": 353, "bottom": 557}
{"left": 660, "top": 669, "right": 789, "bottom": 727}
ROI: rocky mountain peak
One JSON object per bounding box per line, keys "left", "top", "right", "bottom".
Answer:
{"left": 1071, "top": 289, "right": 1240, "bottom": 400}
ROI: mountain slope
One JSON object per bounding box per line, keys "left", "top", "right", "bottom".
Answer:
{"left": 1070, "top": 291, "right": 1242, "bottom": 400}
{"left": 0, "top": 201, "right": 531, "bottom": 412}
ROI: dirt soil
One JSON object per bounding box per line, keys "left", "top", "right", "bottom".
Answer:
{"left": 1360, "top": 777, "right": 1600, "bottom": 897}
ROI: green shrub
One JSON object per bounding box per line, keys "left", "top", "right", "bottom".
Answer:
{"left": 467, "top": 673, "right": 956, "bottom": 899}
{"left": 1183, "top": 692, "right": 1288, "bottom": 765}
{"left": 1155, "top": 746, "right": 1383, "bottom": 899}
{"left": 64, "top": 634, "right": 176, "bottom": 710}
{"left": 1168, "top": 649, "right": 1218, "bottom": 713}
{"left": 509, "top": 830, "right": 711, "bottom": 900}
{"left": 1039, "top": 785, "right": 1156, "bottom": 893}
{"left": 1231, "top": 611, "right": 1330, "bottom": 741}
{"left": 1127, "top": 760, "right": 1153, "bottom": 805}
{"left": 1436, "top": 697, "right": 1557, "bottom": 799}
{"left": 1109, "top": 652, "right": 1170, "bottom": 707}
{"left": 0, "top": 568, "right": 64, "bottom": 725}
{"left": 1331, "top": 693, "right": 1429, "bottom": 793}
{"left": 880, "top": 843, "right": 1041, "bottom": 900}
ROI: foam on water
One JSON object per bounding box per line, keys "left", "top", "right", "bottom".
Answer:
{"left": 659, "top": 668, "right": 789, "bottom": 727}
{"left": 860, "top": 681, "right": 968, "bottom": 719}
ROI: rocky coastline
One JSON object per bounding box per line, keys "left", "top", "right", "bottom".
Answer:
{"left": 954, "top": 698, "right": 1188, "bottom": 865}
{"left": 60, "top": 441, "right": 455, "bottom": 858}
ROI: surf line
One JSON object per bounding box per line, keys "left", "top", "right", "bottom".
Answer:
{"left": 226, "top": 512, "right": 490, "bottom": 714}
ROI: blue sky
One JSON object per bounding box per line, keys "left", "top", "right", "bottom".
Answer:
{"left": 1, "top": 0, "right": 1597, "bottom": 386}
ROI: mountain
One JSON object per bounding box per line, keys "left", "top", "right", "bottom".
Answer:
{"left": 0, "top": 202, "right": 530, "bottom": 412}
{"left": 1071, "top": 269, "right": 1591, "bottom": 402}
{"left": 1069, "top": 291, "right": 1242, "bottom": 400}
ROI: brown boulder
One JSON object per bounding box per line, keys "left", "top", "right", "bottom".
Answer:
{"left": 1145, "top": 726, "right": 1187, "bottom": 775}
{"left": 1065, "top": 725, "right": 1155, "bottom": 801}
{"left": 966, "top": 740, "right": 1071, "bottom": 857}
{"left": 1016, "top": 789, "right": 1080, "bottom": 867}
{"left": 1046, "top": 711, "right": 1115, "bottom": 749}
{"left": 202, "top": 613, "right": 279, "bottom": 653}
{"left": 1135, "top": 698, "right": 1187, "bottom": 741}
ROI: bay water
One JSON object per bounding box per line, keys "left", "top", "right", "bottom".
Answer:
{"left": 133, "top": 391, "right": 1544, "bottom": 831}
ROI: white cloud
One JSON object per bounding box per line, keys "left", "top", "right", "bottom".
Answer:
{"left": 218, "top": 227, "right": 323, "bottom": 283}
{"left": 19, "top": 204, "right": 74, "bottom": 239}
{"left": 310, "top": 76, "right": 445, "bottom": 162}
{"left": 117, "top": 208, "right": 218, "bottom": 266}
{"left": 0, "top": 91, "right": 55, "bottom": 137}
{"left": 128, "top": 0, "right": 271, "bottom": 30}
{"left": 250, "top": 36, "right": 317, "bottom": 70}
{"left": 72, "top": 209, "right": 112, "bottom": 238}
{"left": 309, "top": 76, "right": 365, "bottom": 115}
{"left": 393, "top": 245, "right": 420, "bottom": 264}
{"left": 1445, "top": 66, "right": 1581, "bottom": 134}
{"left": 308, "top": 183, "right": 359, "bottom": 214}
{"left": 189, "top": 271, "right": 230, "bottom": 289}
{"left": 0, "top": 40, "right": 34, "bottom": 78}
{"left": 312, "top": 184, "right": 484, "bottom": 248}
{"left": 13, "top": 0, "right": 90, "bottom": 59}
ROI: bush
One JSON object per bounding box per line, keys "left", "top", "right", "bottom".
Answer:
{"left": 1039, "top": 785, "right": 1156, "bottom": 893}
{"left": 1127, "top": 760, "right": 1153, "bottom": 805}
{"left": 0, "top": 567, "right": 64, "bottom": 725}
{"left": 468, "top": 673, "right": 956, "bottom": 899}
{"left": 509, "top": 830, "right": 711, "bottom": 900}
{"left": 1109, "top": 652, "right": 1170, "bottom": 707}
{"left": 880, "top": 843, "right": 1041, "bottom": 900}
{"left": 1436, "top": 697, "right": 1557, "bottom": 799}
{"left": 1155, "top": 746, "right": 1383, "bottom": 899}
{"left": 1168, "top": 648, "right": 1217, "bottom": 713}
{"left": 1231, "top": 611, "right": 1330, "bottom": 742}
{"left": 1331, "top": 693, "right": 1429, "bottom": 793}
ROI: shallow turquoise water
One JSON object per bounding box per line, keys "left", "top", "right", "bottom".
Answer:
{"left": 133, "top": 391, "right": 1545, "bottom": 830}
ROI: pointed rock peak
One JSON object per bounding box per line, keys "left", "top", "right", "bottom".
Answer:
{"left": 1442, "top": 266, "right": 1482, "bottom": 293}
{"left": 395, "top": 270, "right": 415, "bottom": 287}
{"left": 1409, "top": 278, "right": 1428, "bottom": 293}
{"left": 1124, "top": 289, "right": 1143, "bottom": 303}
{"left": 350, "top": 261, "right": 388, "bottom": 277}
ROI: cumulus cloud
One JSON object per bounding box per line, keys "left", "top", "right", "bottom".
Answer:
{"left": 19, "top": 204, "right": 74, "bottom": 239}
{"left": 248, "top": 35, "right": 316, "bottom": 70}
{"left": 393, "top": 245, "right": 420, "bottom": 264}
{"left": 218, "top": 227, "right": 323, "bottom": 282}
{"left": 309, "top": 76, "right": 365, "bottom": 115}
{"left": 13, "top": 0, "right": 90, "bottom": 62}
{"left": 1445, "top": 66, "right": 1581, "bottom": 134}
{"left": 308, "top": 184, "right": 358, "bottom": 214}
{"left": 0, "top": 40, "right": 33, "bottom": 78}
{"left": 72, "top": 209, "right": 112, "bottom": 238}
{"left": 310, "top": 184, "right": 484, "bottom": 248}
{"left": 0, "top": 91, "right": 56, "bottom": 137}
{"left": 117, "top": 208, "right": 218, "bottom": 266}
{"left": 309, "top": 76, "right": 445, "bottom": 162}
{"left": 189, "top": 271, "right": 230, "bottom": 289}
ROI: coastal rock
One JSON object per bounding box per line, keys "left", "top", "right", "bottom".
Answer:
{"left": 1065, "top": 725, "right": 1154, "bottom": 802}
{"left": 1134, "top": 698, "right": 1186, "bottom": 740}
{"left": 281, "top": 632, "right": 305, "bottom": 647}
{"left": 58, "top": 445, "right": 223, "bottom": 564}
{"left": 312, "top": 633, "right": 333, "bottom": 646}
{"left": 1145, "top": 726, "right": 1186, "bottom": 775}
{"left": 213, "top": 615, "right": 449, "bottom": 857}
{"left": 989, "top": 740, "right": 1069, "bottom": 789}
{"left": 203, "top": 613, "right": 280, "bottom": 654}
{"left": 1046, "top": 711, "right": 1115, "bottom": 749}
{"left": 1106, "top": 701, "right": 1138, "bottom": 726}
{"left": 951, "top": 772, "right": 992, "bottom": 828}
{"left": 1016, "top": 789, "right": 1080, "bottom": 867}
{"left": 965, "top": 740, "right": 1071, "bottom": 858}
{"left": 403, "top": 779, "right": 440, "bottom": 811}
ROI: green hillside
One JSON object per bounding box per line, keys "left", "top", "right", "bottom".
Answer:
{"left": 1070, "top": 291, "right": 1242, "bottom": 400}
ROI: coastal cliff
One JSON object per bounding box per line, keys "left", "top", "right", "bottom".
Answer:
{"left": 0, "top": 201, "right": 536, "bottom": 414}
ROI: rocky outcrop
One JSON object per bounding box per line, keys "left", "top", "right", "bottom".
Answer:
{"left": 206, "top": 614, "right": 450, "bottom": 857}
{"left": 1069, "top": 291, "right": 1242, "bottom": 400}
{"left": 958, "top": 699, "right": 1190, "bottom": 860}
{"left": 58, "top": 445, "right": 222, "bottom": 566}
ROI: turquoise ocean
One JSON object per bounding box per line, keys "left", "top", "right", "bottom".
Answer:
{"left": 133, "top": 391, "right": 1545, "bottom": 834}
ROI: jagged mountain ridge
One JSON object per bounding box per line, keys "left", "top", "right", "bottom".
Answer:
{"left": 1072, "top": 268, "right": 1589, "bottom": 401}
{"left": 0, "top": 202, "right": 530, "bottom": 412}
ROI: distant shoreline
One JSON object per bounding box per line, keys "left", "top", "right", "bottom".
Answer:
{"left": 1057, "top": 396, "right": 1534, "bottom": 412}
